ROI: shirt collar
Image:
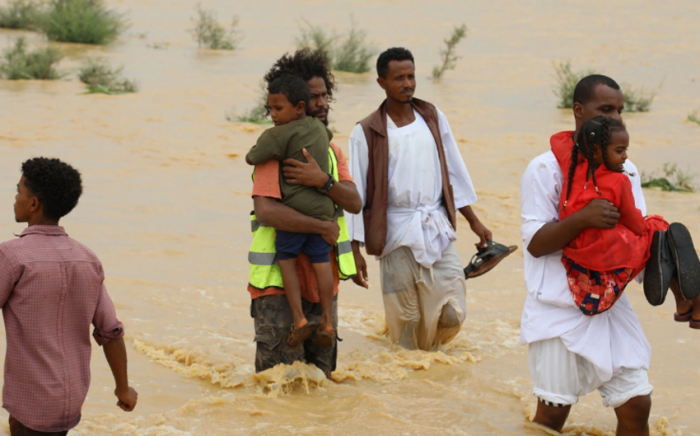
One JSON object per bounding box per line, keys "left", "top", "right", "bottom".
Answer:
{"left": 19, "top": 225, "right": 68, "bottom": 238}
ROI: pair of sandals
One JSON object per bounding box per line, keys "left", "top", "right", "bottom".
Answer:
{"left": 287, "top": 322, "right": 335, "bottom": 347}
{"left": 644, "top": 223, "right": 700, "bottom": 329}
{"left": 464, "top": 240, "right": 519, "bottom": 279}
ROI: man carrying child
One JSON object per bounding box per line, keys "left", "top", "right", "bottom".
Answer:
{"left": 0, "top": 158, "right": 137, "bottom": 435}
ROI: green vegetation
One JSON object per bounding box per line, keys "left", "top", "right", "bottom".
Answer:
{"left": 190, "top": 4, "right": 240, "bottom": 50}
{"left": 641, "top": 163, "right": 696, "bottom": 192}
{"left": 432, "top": 24, "right": 467, "bottom": 79}
{"left": 0, "top": 0, "right": 41, "bottom": 29}
{"left": 40, "top": 0, "right": 127, "bottom": 45}
{"left": 0, "top": 37, "right": 63, "bottom": 80}
{"left": 78, "top": 57, "right": 137, "bottom": 94}
{"left": 552, "top": 61, "right": 657, "bottom": 112}
{"left": 688, "top": 108, "right": 700, "bottom": 126}
{"left": 297, "top": 17, "right": 376, "bottom": 73}
{"left": 232, "top": 81, "right": 271, "bottom": 124}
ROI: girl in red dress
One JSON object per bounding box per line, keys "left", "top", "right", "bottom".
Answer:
{"left": 552, "top": 116, "right": 699, "bottom": 320}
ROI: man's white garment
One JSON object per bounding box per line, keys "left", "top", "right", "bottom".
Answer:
{"left": 348, "top": 108, "right": 477, "bottom": 267}
{"left": 520, "top": 150, "right": 651, "bottom": 384}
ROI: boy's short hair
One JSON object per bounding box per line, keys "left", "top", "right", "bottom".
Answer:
{"left": 267, "top": 74, "right": 310, "bottom": 109}
{"left": 21, "top": 157, "right": 83, "bottom": 220}
{"left": 376, "top": 47, "right": 414, "bottom": 78}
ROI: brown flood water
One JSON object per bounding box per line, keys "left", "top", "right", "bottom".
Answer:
{"left": 1, "top": 0, "right": 699, "bottom": 434}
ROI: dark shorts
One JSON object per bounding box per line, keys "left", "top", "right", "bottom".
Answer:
{"left": 251, "top": 294, "right": 338, "bottom": 379}
{"left": 9, "top": 416, "right": 68, "bottom": 436}
{"left": 276, "top": 230, "right": 332, "bottom": 263}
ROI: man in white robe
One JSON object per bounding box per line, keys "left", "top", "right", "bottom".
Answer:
{"left": 520, "top": 74, "right": 653, "bottom": 435}
{"left": 348, "top": 48, "right": 493, "bottom": 351}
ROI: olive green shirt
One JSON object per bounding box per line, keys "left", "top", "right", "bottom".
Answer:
{"left": 247, "top": 117, "right": 336, "bottom": 221}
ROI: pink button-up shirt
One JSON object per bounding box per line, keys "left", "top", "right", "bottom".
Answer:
{"left": 0, "top": 226, "right": 124, "bottom": 432}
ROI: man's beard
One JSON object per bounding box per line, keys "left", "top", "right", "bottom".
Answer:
{"left": 310, "top": 107, "right": 329, "bottom": 126}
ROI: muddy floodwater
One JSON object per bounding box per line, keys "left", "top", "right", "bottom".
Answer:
{"left": 1, "top": 0, "right": 699, "bottom": 434}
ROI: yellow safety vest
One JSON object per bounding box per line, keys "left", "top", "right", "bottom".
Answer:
{"left": 248, "top": 147, "right": 357, "bottom": 290}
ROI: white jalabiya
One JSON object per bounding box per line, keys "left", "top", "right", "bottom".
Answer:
{"left": 520, "top": 150, "right": 651, "bottom": 384}
{"left": 348, "top": 108, "right": 477, "bottom": 268}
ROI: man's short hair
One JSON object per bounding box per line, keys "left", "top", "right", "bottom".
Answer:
{"left": 264, "top": 49, "right": 336, "bottom": 102}
{"left": 268, "top": 74, "right": 310, "bottom": 109}
{"left": 376, "top": 47, "right": 414, "bottom": 78}
{"left": 21, "top": 157, "right": 83, "bottom": 220}
{"left": 573, "top": 74, "right": 621, "bottom": 106}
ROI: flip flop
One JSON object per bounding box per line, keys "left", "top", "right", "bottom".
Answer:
{"left": 287, "top": 322, "right": 318, "bottom": 347}
{"left": 643, "top": 231, "right": 675, "bottom": 306}
{"left": 311, "top": 330, "right": 335, "bottom": 348}
{"left": 667, "top": 223, "right": 700, "bottom": 301}
{"left": 690, "top": 319, "right": 700, "bottom": 330}
{"left": 463, "top": 240, "right": 518, "bottom": 280}
{"left": 674, "top": 309, "right": 693, "bottom": 322}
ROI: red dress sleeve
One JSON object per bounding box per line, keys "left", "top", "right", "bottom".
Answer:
{"left": 616, "top": 176, "right": 645, "bottom": 236}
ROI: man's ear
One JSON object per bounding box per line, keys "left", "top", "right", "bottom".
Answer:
{"left": 29, "top": 196, "right": 40, "bottom": 213}
{"left": 377, "top": 77, "right": 386, "bottom": 91}
{"left": 573, "top": 102, "right": 584, "bottom": 120}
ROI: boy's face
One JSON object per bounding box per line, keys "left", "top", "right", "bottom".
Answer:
{"left": 14, "top": 175, "right": 37, "bottom": 223}
{"left": 268, "top": 93, "right": 305, "bottom": 126}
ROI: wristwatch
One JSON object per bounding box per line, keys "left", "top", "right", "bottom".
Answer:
{"left": 318, "top": 173, "right": 335, "bottom": 194}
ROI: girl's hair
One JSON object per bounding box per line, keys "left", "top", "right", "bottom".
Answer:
{"left": 564, "top": 115, "right": 626, "bottom": 208}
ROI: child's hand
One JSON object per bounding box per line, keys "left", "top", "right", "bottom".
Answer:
{"left": 115, "top": 387, "right": 138, "bottom": 412}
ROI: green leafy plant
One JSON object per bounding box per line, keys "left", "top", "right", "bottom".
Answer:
{"left": 39, "top": 0, "right": 127, "bottom": 45}
{"left": 0, "top": 0, "right": 42, "bottom": 30}
{"left": 641, "top": 163, "right": 696, "bottom": 192}
{"left": 432, "top": 24, "right": 467, "bottom": 79}
{"left": 552, "top": 61, "right": 657, "bottom": 112}
{"left": 687, "top": 108, "right": 700, "bottom": 126}
{"left": 190, "top": 4, "right": 240, "bottom": 50}
{"left": 231, "top": 80, "right": 271, "bottom": 124}
{"left": 0, "top": 37, "right": 63, "bottom": 80}
{"left": 296, "top": 16, "right": 376, "bottom": 73}
{"left": 78, "top": 57, "right": 137, "bottom": 94}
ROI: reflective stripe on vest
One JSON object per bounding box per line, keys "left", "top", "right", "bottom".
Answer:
{"left": 248, "top": 147, "right": 357, "bottom": 290}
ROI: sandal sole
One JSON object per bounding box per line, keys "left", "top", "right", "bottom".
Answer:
{"left": 668, "top": 223, "right": 700, "bottom": 301}
{"left": 287, "top": 322, "right": 318, "bottom": 347}
{"left": 464, "top": 245, "right": 518, "bottom": 279}
{"left": 643, "top": 231, "right": 670, "bottom": 306}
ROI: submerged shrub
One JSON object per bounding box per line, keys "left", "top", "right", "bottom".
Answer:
{"left": 232, "top": 80, "right": 271, "bottom": 124}
{"left": 40, "top": 0, "right": 127, "bottom": 45}
{"left": 190, "top": 4, "right": 240, "bottom": 50}
{"left": 553, "top": 61, "right": 657, "bottom": 112}
{"left": 0, "top": 37, "right": 63, "bottom": 80}
{"left": 687, "top": 108, "right": 699, "bottom": 126}
{"left": 0, "top": 0, "right": 42, "bottom": 30}
{"left": 432, "top": 24, "right": 468, "bottom": 79}
{"left": 641, "top": 162, "right": 696, "bottom": 192}
{"left": 296, "top": 16, "right": 376, "bottom": 73}
{"left": 78, "top": 57, "right": 137, "bottom": 94}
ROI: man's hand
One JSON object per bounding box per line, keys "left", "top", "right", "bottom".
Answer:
{"left": 578, "top": 199, "right": 620, "bottom": 229}
{"left": 320, "top": 219, "right": 340, "bottom": 246}
{"left": 351, "top": 241, "right": 369, "bottom": 288}
{"left": 115, "top": 386, "right": 138, "bottom": 412}
{"left": 470, "top": 221, "right": 492, "bottom": 249}
{"left": 283, "top": 148, "right": 330, "bottom": 188}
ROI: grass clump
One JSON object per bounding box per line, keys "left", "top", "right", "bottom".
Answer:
{"left": 78, "top": 57, "right": 137, "bottom": 94}
{"left": 641, "top": 163, "right": 696, "bottom": 192}
{"left": 432, "top": 24, "right": 467, "bottom": 79}
{"left": 230, "top": 80, "right": 271, "bottom": 124}
{"left": 0, "top": 37, "right": 63, "bottom": 79}
{"left": 190, "top": 4, "right": 240, "bottom": 50}
{"left": 552, "top": 61, "right": 657, "bottom": 112}
{"left": 0, "top": 0, "right": 42, "bottom": 30}
{"left": 297, "top": 16, "right": 376, "bottom": 73}
{"left": 687, "top": 108, "right": 700, "bottom": 126}
{"left": 39, "top": 0, "right": 127, "bottom": 45}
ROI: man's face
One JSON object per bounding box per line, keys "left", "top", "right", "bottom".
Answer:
{"left": 14, "top": 175, "right": 34, "bottom": 223}
{"left": 575, "top": 84, "right": 625, "bottom": 128}
{"left": 378, "top": 60, "right": 416, "bottom": 104}
{"left": 306, "top": 76, "right": 329, "bottom": 126}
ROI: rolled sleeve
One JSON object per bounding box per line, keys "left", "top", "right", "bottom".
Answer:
{"left": 347, "top": 124, "right": 369, "bottom": 243}
{"left": 436, "top": 108, "right": 478, "bottom": 208}
{"left": 92, "top": 283, "right": 124, "bottom": 346}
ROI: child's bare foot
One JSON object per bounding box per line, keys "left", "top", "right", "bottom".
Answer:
{"left": 670, "top": 279, "right": 693, "bottom": 322}
{"left": 691, "top": 295, "right": 700, "bottom": 329}
{"left": 295, "top": 317, "right": 308, "bottom": 330}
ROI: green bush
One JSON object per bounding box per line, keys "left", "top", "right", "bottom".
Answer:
{"left": 0, "top": 37, "right": 63, "bottom": 80}
{"left": 552, "top": 61, "right": 657, "bottom": 112}
{"left": 190, "top": 4, "right": 240, "bottom": 50}
{"left": 0, "top": 0, "right": 42, "bottom": 30}
{"left": 432, "top": 24, "right": 467, "bottom": 79}
{"left": 296, "top": 16, "right": 376, "bottom": 73}
{"left": 78, "top": 57, "right": 137, "bottom": 94}
{"left": 232, "top": 80, "right": 271, "bottom": 124}
{"left": 40, "top": 0, "right": 127, "bottom": 45}
{"left": 641, "top": 163, "right": 696, "bottom": 192}
{"left": 687, "top": 108, "right": 700, "bottom": 126}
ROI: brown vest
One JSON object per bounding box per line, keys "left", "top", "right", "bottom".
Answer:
{"left": 358, "top": 98, "right": 457, "bottom": 256}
